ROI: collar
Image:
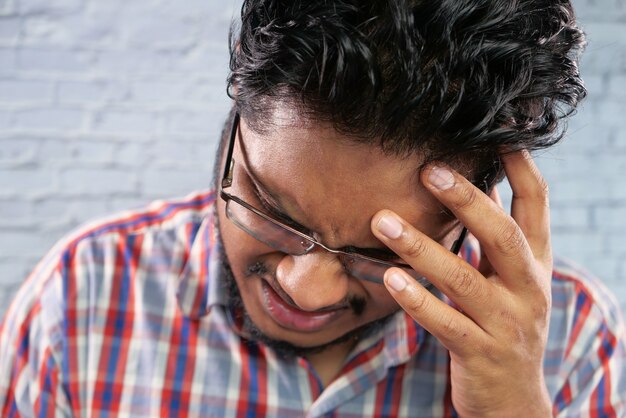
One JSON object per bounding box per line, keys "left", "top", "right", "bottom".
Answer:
{"left": 176, "top": 208, "right": 227, "bottom": 319}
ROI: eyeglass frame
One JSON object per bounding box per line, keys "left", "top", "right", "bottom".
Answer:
{"left": 219, "top": 111, "right": 468, "bottom": 285}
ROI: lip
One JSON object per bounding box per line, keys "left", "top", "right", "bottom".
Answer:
{"left": 260, "top": 280, "right": 345, "bottom": 332}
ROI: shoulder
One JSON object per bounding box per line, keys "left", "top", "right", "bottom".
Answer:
{"left": 0, "top": 190, "right": 218, "bottom": 412}
{"left": 549, "top": 257, "right": 624, "bottom": 339}
{"left": 0, "top": 189, "right": 217, "bottom": 343}
{"left": 546, "top": 257, "right": 626, "bottom": 416}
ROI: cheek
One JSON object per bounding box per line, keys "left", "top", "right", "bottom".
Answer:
{"left": 362, "top": 282, "right": 400, "bottom": 313}
{"left": 217, "top": 199, "right": 278, "bottom": 274}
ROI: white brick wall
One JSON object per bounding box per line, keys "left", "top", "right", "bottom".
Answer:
{"left": 0, "top": 0, "right": 625, "bottom": 317}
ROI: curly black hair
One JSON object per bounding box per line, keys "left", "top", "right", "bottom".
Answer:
{"left": 227, "top": 0, "right": 586, "bottom": 183}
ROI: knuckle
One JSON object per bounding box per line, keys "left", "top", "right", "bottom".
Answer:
{"left": 533, "top": 175, "right": 550, "bottom": 207}
{"left": 445, "top": 265, "right": 480, "bottom": 299}
{"left": 453, "top": 185, "right": 479, "bottom": 210}
{"left": 403, "top": 234, "right": 429, "bottom": 259}
{"left": 524, "top": 163, "right": 550, "bottom": 205}
{"left": 405, "top": 291, "right": 429, "bottom": 314}
{"left": 493, "top": 223, "right": 526, "bottom": 256}
{"left": 537, "top": 176, "right": 549, "bottom": 197}
{"left": 441, "top": 313, "right": 459, "bottom": 336}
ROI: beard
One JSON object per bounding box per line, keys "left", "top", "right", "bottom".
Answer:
{"left": 217, "top": 241, "right": 394, "bottom": 359}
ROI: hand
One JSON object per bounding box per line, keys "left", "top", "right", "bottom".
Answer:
{"left": 371, "top": 150, "right": 553, "bottom": 418}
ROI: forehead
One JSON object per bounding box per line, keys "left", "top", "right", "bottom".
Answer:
{"left": 236, "top": 110, "right": 452, "bottom": 246}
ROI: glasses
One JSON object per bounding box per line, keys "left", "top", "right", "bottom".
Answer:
{"left": 219, "top": 112, "right": 468, "bottom": 286}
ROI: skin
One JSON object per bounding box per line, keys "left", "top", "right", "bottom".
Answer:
{"left": 372, "top": 151, "right": 553, "bottom": 417}
{"left": 217, "top": 108, "right": 552, "bottom": 415}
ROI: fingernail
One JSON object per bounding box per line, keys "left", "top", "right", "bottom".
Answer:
{"left": 387, "top": 272, "right": 408, "bottom": 292}
{"left": 429, "top": 166, "right": 455, "bottom": 190}
{"left": 377, "top": 215, "right": 403, "bottom": 239}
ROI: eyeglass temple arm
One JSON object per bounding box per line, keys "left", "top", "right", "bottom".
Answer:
{"left": 221, "top": 112, "right": 240, "bottom": 189}
{"left": 450, "top": 226, "right": 468, "bottom": 255}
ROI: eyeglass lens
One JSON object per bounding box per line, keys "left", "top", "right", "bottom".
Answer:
{"left": 225, "top": 198, "right": 429, "bottom": 285}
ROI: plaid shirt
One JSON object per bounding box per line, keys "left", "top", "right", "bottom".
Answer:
{"left": 1, "top": 190, "right": 625, "bottom": 417}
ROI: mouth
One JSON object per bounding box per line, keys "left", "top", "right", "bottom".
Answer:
{"left": 260, "top": 279, "right": 346, "bottom": 332}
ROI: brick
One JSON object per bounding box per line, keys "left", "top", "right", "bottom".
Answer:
{"left": 578, "top": 23, "right": 626, "bottom": 75}
{"left": 15, "top": 107, "right": 84, "bottom": 131}
{"left": 21, "top": 16, "right": 68, "bottom": 44}
{"left": 552, "top": 231, "right": 606, "bottom": 258}
{"left": 68, "top": 197, "right": 111, "bottom": 221}
{"left": 93, "top": 50, "right": 173, "bottom": 74}
{"left": 141, "top": 168, "right": 210, "bottom": 198}
{"left": 0, "top": 263, "right": 29, "bottom": 288}
{"left": 608, "top": 177, "right": 626, "bottom": 199}
{"left": 59, "top": 80, "right": 103, "bottom": 105}
{"left": 607, "top": 233, "right": 626, "bottom": 253}
{"left": 573, "top": 0, "right": 626, "bottom": 23}
{"left": 180, "top": 78, "right": 224, "bottom": 102}
{"left": 125, "top": 16, "right": 197, "bottom": 50}
{"left": 177, "top": 44, "right": 229, "bottom": 75}
{"left": 0, "top": 137, "right": 38, "bottom": 163}
{"left": 536, "top": 153, "right": 591, "bottom": 180}
{"left": 165, "top": 110, "right": 221, "bottom": 134}
{"left": 594, "top": 206, "right": 626, "bottom": 230}
{"left": 0, "top": 230, "right": 55, "bottom": 257}
{"left": 548, "top": 178, "right": 612, "bottom": 204}
{"left": 59, "top": 168, "right": 136, "bottom": 194}
{"left": 18, "top": 0, "right": 82, "bottom": 15}
{"left": 594, "top": 100, "right": 626, "bottom": 126}
{"left": 551, "top": 206, "right": 591, "bottom": 230}
{"left": 0, "top": 17, "right": 19, "bottom": 42}
{"left": 17, "top": 49, "right": 91, "bottom": 73}
{"left": 74, "top": 17, "right": 116, "bottom": 45}
{"left": 0, "top": 168, "right": 56, "bottom": 194}
{"left": 37, "top": 138, "right": 73, "bottom": 161}
{"left": 607, "top": 75, "right": 626, "bottom": 99}
{"left": 582, "top": 75, "right": 605, "bottom": 98}
{"left": 0, "top": 79, "right": 54, "bottom": 102}
{"left": 109, "top": 196, "right": 152, "bottom": 213}
{"left": 0, "top": 48, "right": 16, "bottom": 73}
{"left": 129, "top": 81, "right": 188, "bottom": 103}
{"left": 570, "top": 256, "right": 622, "bottom": 287}
{"left": 150, "top": 141, "right": 204, "bottom": 165}
{"left": 0, "top": 0, "right": 17, "bottom": 16}
{"left": 146, "top": 0, "right": 217, "bottom": 20}
{"left": 32, "top": 196, "right": 110, "bottom": 222}
{"left": 114, "top": 142, "right": 150, "bottom": 166}
{"left": 0, "top": 110, "right": 12, "bottom": 129}
{"left": 0, "top": 197, "right": 33, "bottom": 220}
{"left": 93, "top": 110, "right": 155, "bottom": 134}
{"left": 613, "top": 130, "right": 626, "bottom": 151}
{"left": 73, "top": 140, "right": 116, "bottom": 163}
{"left": 560, "top": 122, "right": 613, "bottom": 155}
{"left": 619, "top": 258, "right": 626, "bottom": 279}
{"left": 84, "top": 0, "right": 127, "bottom": 16}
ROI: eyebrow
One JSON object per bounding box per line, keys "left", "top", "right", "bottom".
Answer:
{"left": 245, "top": 166, "right": 404, "bottom": 259}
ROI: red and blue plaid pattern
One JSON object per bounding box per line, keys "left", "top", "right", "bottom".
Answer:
{"left": 1, "top": 190, "right": 625, "bottom": 417}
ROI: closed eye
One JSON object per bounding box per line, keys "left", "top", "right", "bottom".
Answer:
{"left": 253, "top": 188, "right": 312, "bottom": 235}
{"left": 341, "top": 246, "right": 403, "bottom": 263}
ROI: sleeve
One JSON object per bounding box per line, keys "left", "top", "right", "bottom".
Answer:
{"left": 549, "top": 271, "right": 626, "bottom": 418}
{"left": 0, "top": 249, "right": 72, "bottom": 417}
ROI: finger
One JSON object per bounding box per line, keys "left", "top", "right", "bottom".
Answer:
{"left": 372, "top": 210, "right": 495, "bottom": 323}
{"left": 384, "top": 267, "right": 487, "bottom": 357}
{"left": 501, "top": 150, "right": 552, "bottom": 267}
{"left": 477, "top": 187, "right": 502, "bottom": 275}
{"left": 490, "top": 185, "right": 503, "bottom": 209}
{"left": 421, "top": 164, "right": 539, "bottom": 291}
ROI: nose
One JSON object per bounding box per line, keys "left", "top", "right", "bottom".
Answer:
{"left": 275, "top": 250, "right": 350, "bottom": 312}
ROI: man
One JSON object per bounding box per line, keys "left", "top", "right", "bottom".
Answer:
{"left": 1, "top": 0, "right": 624, "bottom": 416}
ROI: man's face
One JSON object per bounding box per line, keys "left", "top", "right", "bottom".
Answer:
{"left": 216, "top": 107, "right": 460, "bottom": 353}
